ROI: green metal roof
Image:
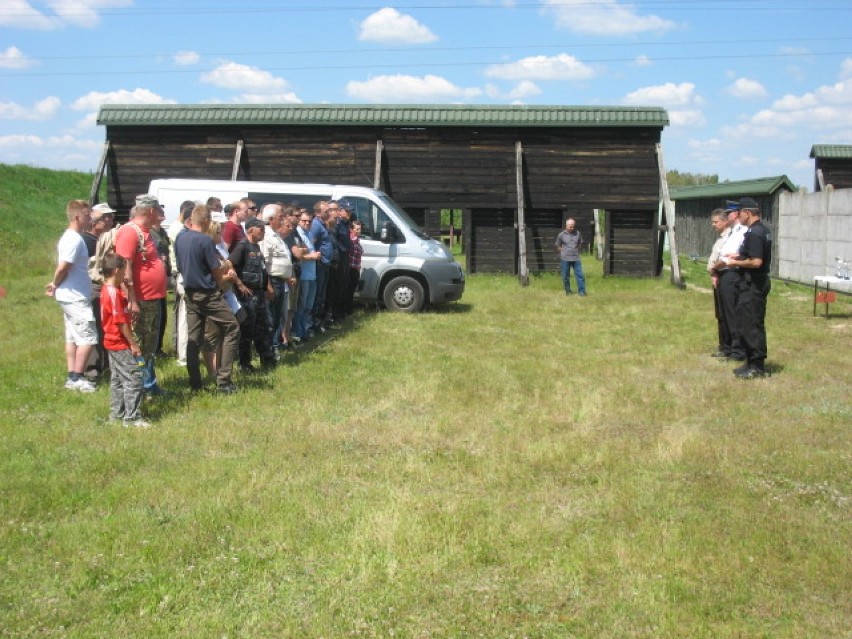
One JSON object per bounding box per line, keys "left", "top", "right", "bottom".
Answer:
{"left": 97, "top": 104, "right": 669, "bottom": 128}
{"left": 810, "top": 144, "right": 852, "bottom": 159}
{"left": 670, "top": 175, "right": 797, "bottom": 200}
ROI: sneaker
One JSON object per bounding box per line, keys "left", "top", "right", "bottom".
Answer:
{"left": 217, "top": 383, "right": 238, "bottom": 395}
{"left": 578, "top": 292, "right": 587, "bottom": 297}
{"left": 711, "top": 350, "right": 729, "bottom": 358}
{"left": 732, "top": 363, "right": 750, "bottom": 375}
{"left": 123, "top": 418, "right": 152, "bottom": 428}
{"left": 291, "top": 336, "right": 302, "bottom": 345}
{"left": 239, "top": 363, "right": 257, "bottom": 374}
{"left": 75, "top": 379, "right": 97, "bottom": 393}
{"left": 64, "top": 378, "right": 80, "bottom": 391}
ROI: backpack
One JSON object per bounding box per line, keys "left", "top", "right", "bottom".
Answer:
{"left": 88, "top": 223, "right": 145, "bottom": 285}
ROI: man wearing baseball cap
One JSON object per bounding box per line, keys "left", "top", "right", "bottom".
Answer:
{"left": 714, "top": 196, "right": 772, "bottom": 378}
{"left": 115, "top": 194, "right": 169, "bottom": 396}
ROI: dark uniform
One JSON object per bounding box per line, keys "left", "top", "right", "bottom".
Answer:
{"left": 230, "top": 237, "right": 275, "bottom": 369}
{"left": 734, "top": 219, "right": 772, "bottom": 374}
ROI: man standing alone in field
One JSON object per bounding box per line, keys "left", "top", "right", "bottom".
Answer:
{"left": 45, "top": 199, "right": 98, "bottom": 393}
{"left": 555, "top": 217, "right": 586, "bottom": 296}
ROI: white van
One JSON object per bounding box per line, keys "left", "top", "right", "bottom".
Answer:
{"left": 148, "top": 178, "right": 465, "bottom": 312}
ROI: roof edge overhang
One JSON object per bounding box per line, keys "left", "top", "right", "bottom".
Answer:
{"left": 670, "top": 175, "right": 798, "bottom": 200}
{"left": 97, "top": 103, "right": 669, "bottom": 128}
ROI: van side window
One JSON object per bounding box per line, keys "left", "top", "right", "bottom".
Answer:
{"left": 347, "top": 197, "right": 404, "bottom": 243}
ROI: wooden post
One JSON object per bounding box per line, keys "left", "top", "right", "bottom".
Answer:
{"left": 593, "top": 208, "right": 604, "bottom": 260}
{"left": 231, "top": 140, "right": 244, "bottom": 181}
{"left": 374, "top": 139, "right": 383, "bottom": 190}
{"left": 88, "top": 141, "right": 110, "bottom": 205}
{"left": 816, "top": 168, "right": 826, "bottom": 191}
{"left": 656, "top": 143, "right": 683, "bottom": 287}
{"left": 515, "top": 141, "right": 529, "bottom": 286}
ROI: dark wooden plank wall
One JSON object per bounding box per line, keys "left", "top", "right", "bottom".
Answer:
{"left": 464, "top": 208, "right": 516, "bottom": 273}
{"left": 104, "top": 123, "right": 662, "bottom": 273}
{"left": 815, "top": 158, "right": 852, "bottom": 191}
{"left": 605, "top": 210, "right": 659, "bottom": 276}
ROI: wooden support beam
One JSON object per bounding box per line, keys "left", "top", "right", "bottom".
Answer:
{"left": 656, "top": 143, "right": 683, "bottom": 287}
{"left": 515, "top": 141, "right": 529, "bottom": 286}
{"left": 374, "top": 139, "right": 384, "bottom": 190}
{"left": 816, "top": 168, "right": 826, "bottom": 191}
{"left": 593, "top": 209, "right": 604, "bottom": 260}
{"left": 88, "top": 141, "right": 110, "bottom": 205}
{"left": 231, "top": 140, "right": 244, "bottom": 181}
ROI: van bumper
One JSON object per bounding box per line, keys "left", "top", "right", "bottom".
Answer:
{"left": 427, "top": 261, "right": 466, "bottom": 303}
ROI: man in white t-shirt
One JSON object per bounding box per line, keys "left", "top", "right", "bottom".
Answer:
{"left": 45, "top": 199, "right": 98, "bottom": 393}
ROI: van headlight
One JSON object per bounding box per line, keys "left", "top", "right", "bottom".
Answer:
{"left": 423, "top": 242, "right": 451, "bottom": 258}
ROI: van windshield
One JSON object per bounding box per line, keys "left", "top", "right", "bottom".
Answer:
{"left": 379, "top": 195, "right": 430, "bottom": 240}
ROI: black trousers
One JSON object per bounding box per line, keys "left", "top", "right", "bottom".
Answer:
{"left": 717, "top": 270, "right": 744, "bottom": 359}
{"left": 238, "top": 290, "right": 274, "bottom": 366}
{"left": 735, "top": 272, "right": 770, "bottom": 369}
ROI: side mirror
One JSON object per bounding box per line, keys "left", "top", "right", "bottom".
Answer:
{"left": 380, "top": 221, "right": 400, "bottom": 244}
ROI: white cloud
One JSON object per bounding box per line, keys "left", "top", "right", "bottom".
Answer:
{"left": 49, "top": 0, "right": 133, "bottom": 28}
{"left": 625, "top": 82, "right": 705, "bottom": 127}
{"left": 841, "top": 58, "right": 852, "bottom": 79}
{"left": 485, "top": 81, "right": 541, "bottom": 101}
{"left": 0, "top": 96, "right": 61, "bottom": 120}
{"left": 174, "top": 51, "right": 200, "bottom": 66}
{"left": 720, "top": 77, "right": 852, "bottom": 141}
{"left": 726, "top": 78, "right": 768, "bottom": 100}
{"left": 0, "top": 133, "right": 103, "bottom": 171}
{"left": 0, "top": 46, "right": 35, "bottom": 69}
{"left": 485, "top": 54, "right": 594, "bottom": 81}
{"left": 358, "top": 7, "right": 438, "bottom": 44}
{"left": 542, "top": 0, "right": 676, "bottom": 36}
{"left": 625, "top": 82, "right": 697, "bottom": 107}
{"left": 201, "top": 62, "right": 288, "bottom": 92}
{"left": 0, "top": 0, "right": 132, "bottom": 30}
{"left": 205, "top": 93, "right": 303, "bottom": 105}
{"left": 346, "top": 74, "right": 481, "bottom": 103}
{"left": 70, "top": 88, "right": 174, "bottom": 111}
{"left": 633, "top": 55, "right": 652, "bottom": 67}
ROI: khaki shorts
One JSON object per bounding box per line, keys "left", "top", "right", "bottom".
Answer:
{"left": 60, "top": 299, "right": 98, "bottom": 346}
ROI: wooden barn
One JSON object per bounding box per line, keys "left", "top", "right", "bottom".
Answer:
{"left": 810, "top": 144, "right": 852, "bottom": 191}
{"left": 670, "top": 175, "right": 796, "bottom": 275}
{"left": 95, "top": 104, "right": 669, "bottom": 276}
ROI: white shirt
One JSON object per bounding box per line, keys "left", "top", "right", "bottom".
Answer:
{"left": 261, "top": 228, "right": 293, "bottom": 280}
{"left": 718, "top": 222, "right": 747, "bottom": 263}
{"left": 55, "top": 229, "right": 92, "bottom": 303}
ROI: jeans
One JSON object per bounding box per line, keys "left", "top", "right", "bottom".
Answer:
{"left": 560, "top": 259, "right": 586, "bottom": 295}
{"left": 294, "top": 279, "right": 317, "bottom": 339}
{"left": 267, "top": 277, "right": 289, "bottom": 349}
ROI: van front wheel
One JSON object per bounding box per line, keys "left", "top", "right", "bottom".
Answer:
{"left": 383, "top": 276, "right": 424, "bottom": 312}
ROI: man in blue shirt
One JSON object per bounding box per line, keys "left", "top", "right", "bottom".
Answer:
{"left": 174, "top": 205, "right": 240, "bottom": 393}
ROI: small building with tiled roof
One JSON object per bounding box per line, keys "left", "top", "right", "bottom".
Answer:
{"left": 810, "top": 144, "right": 852, "bottom": 192}
{"left": 670, "top": 175, "right": 797, "bottom": 275}
{"left": 96, "top": 103, "right": 669, "bottom": 276}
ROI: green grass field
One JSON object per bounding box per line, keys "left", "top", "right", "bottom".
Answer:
{"left": 1, "top": 165, "right": 849, "bottom": 638}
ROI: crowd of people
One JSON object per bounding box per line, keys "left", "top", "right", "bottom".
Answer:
{"left": 707, "top": 197, "right": 773, "bottom": 379}
{"left": 46, "top": 194, "right": 364, "bottom": 427}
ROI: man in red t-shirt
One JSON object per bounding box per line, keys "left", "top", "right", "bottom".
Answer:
{"left": 222, "top": 200, "right": 248, "bottom": 253}
{"left": 115, "top": 194, "right": 168, "bottom": 396}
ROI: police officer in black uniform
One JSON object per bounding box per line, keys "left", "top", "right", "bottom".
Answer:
{"left": 229, "top": 218, "right": 276, "bottom": 372}
{"left": 716, "top": 196, "right": 772, "bottom": 378}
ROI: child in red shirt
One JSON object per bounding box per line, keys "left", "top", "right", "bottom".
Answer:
{"left": 100, "top": 253, "right": 149, "bottom": 428}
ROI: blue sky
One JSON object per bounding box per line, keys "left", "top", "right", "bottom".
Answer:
{"left": 2, "top": 1, "right": 851, "bottom": 189}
